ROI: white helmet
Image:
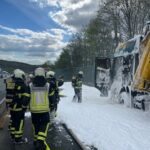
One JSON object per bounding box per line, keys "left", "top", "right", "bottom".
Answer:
{"left": 34, "top": 67, "right": 45, "bottom": 77}
{"left": 29, "top": 74, "right": 34, "bottom": 78}
{"left": 78, "top": 71, "right": 83, "bottom": 75}
{"left": 46, "top": 71, "right": 55, "bottom": 78}
{"left": 14, "top": 69, "right": 25, "bottom": 79}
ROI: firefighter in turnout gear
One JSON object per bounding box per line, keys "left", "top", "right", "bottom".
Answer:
{"left": 46, "top": 71, "right": 64, "bottom": 120}
{"left": 5, "top": 75, "right": 15, "bottom": 136}
{"left": 22, "top": 67, "right": 55, "bottom": 150}
{"left": 10, "top": 69, "right": 28, "bottom": 144}
{"left": 72, "top": 71, "right": 83, "bottom": 103}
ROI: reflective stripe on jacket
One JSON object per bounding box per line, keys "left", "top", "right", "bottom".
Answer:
{"left": 6, "top": 78, "right": 15, "bottom": 104}
{"left": 75, "top": 79, "right": 82, "bottom": 89}
{"left": 6, "top": 78, "right": 15, "bottom": 90}
{"left": 29, "top": 83, "right": 50, "bottom": 113}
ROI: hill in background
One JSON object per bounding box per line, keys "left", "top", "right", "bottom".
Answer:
{"left": 0, "top": 60, "right": 38, "bottom": 73}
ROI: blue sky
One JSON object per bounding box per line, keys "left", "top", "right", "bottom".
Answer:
{"left": 0, "top": 0, "right": 100, "bottom": 64}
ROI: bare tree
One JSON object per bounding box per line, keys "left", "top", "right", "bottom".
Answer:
{"left": 103, "top": 0, "right": 150, "bottom": 39}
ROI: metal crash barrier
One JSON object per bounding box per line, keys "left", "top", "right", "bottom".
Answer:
{"left": 0, "top": 98, "right": 6, "bottom": 117}
{"left": 0, "top": 98, "right": 6, "bottom": 129}
{"left": 0, "top": 78, "right": 6, "bottom": 116}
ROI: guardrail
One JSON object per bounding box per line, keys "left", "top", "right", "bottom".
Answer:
{"left": 0, "top": 98, "right": 6, "bottom": 117}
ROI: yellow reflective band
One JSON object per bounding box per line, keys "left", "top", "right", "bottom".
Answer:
{"left": 49, "top": 91, "right": 54, "bottom": 96}
{"left": 15, "top": 135, "right": 22, "bottom": 138}
{"left": 38, "top": 123, "right": 49, "bottom": 138}
{"left": 44, "top": 92, "right": 47, "bottom": 105}
{"left": 37, "top": 136, "right": 45, "bottom": 141}
{"left": 45, "top": 123, "right": 50, "bottom": 136}
{"left": 32, "top": 92, "right": 35, "bottom": 105}
{"left": 44, "top": 141, "right": 51, "bottom": 150}
{"left": 7, "top": 82, "right": 15, "bottom": 89}
{"left": 17, "top": 86, "right": 21, "bottom": 90}
{"left": 38, "top": 132, "right": 46, "bottom": 137}
{"left": 19, "top": 120, "right": 24, "bottom": 132}
{"left": 31, "top": 110, "right": 50, "bottom": 113}
{"left": 13, "top": 108, "right": 22, "bottom": 111}
{"left": 15, "top": 131, "right": 23, "bottom": 134}
{"left": 22, "top": 93, "right": 30, "bottom": 97}
{"left": 6, "top": 99, "right": 12, "bottom": 102}
{"left": 12, "top": 104, "right": 22, "bottom": 111}
{"left": 13, "top": 104, "right": 17, "bottom": 110}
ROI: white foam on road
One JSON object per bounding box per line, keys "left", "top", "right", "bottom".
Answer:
{"left": 57, "top": 82, "right": 150, "bottom": 150}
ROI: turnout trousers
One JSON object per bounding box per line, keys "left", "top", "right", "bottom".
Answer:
{"left": 9, "top": 110, "right": 15, "bottom": 139}
{"left": 73, "top": 88, "right": 82, "bottom": 103}
{"left": 31, "top": 112, "right": 50, "bottom": 150}
{"left": 10, "top": 110, "right": 25, "bottom": 142}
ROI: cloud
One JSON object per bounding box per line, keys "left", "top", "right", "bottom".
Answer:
{"left": 0, "top": 25, "right": 67, "bottom": 64}
{"left": 49, "top": 0, "right": 99, "bottom": 32}
{"left": 29, "top": 0, "right": 59, "bottom": 8}
{"left": 0, "top": 0, "right": 101, "bottom": 64}
{"left": 29, "top": 0, "right": 101, "bottom": 32}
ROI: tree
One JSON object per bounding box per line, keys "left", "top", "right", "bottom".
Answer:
{"left": 54, "top": 0, "right": 150, "bottom": 70}
{"left": 104, "top": 0, "right": 150, "bottom": 39}
{"left": 55, "top": 48, "right": 72, "bottom": 69}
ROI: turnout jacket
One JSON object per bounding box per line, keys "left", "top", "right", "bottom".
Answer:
{"left": 10, "top": 78, "right": 27, "bottom": 111}
{"left": 72, "top": 76, "right": 82, "bottom": 89}
{"left": 5, "top": 77, "right": 15, "bottom": 107}
{"left": 47, "top": 76, "right": 64, "bottom": 100}
{"left": 22, "top": 76, "right": 56, "bottom": 113}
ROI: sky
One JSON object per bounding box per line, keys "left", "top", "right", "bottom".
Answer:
{"left": 0, "top": 0, "right": 101, "bottom": 65}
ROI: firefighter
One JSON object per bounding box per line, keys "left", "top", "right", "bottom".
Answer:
{"left": 72, "top": 71, "right": 83, "bottom": 103}
{"left": 46, "top": 71, "right": 56, "bottom": 87}
{"left": 46, "top": 71, "right": 64, "bottom": 115}
{"left": 23, "top": 67, "right": 55, "bottom": 150}
{"left": 11, "top": 69, "right": 28, "bottom": 144}
{"left": 5, "top": 75, "right": 15, "bottom": 138}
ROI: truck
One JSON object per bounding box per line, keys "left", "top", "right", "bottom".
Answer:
{"left": 95, "top": 57, "right": 111, "bottom": 96}
{"left": 95, "top": 33, "right": 150, "bottom": 110}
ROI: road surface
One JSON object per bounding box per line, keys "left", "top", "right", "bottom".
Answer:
{"left": 0, "top": 114, "right": 85, "bottom": 150}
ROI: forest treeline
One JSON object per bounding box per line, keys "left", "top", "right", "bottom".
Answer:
{"left": 54, "top": 0, "right": 150, "bottom": 70}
